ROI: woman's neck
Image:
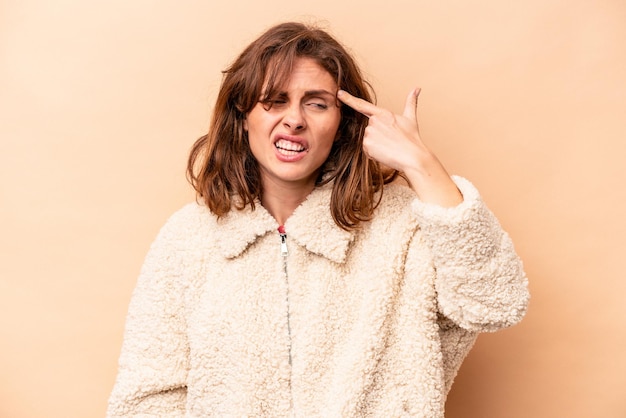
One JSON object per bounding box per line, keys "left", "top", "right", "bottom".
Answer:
{"left": 260, "top": 180, "right": 316, "bottom": 226}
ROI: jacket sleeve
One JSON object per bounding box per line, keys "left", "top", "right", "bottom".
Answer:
{"left": 411, "top": 176, "right": 530, "bottom": 333}
{"left": 107, "top": 214, "right": 190, "bottom": 417}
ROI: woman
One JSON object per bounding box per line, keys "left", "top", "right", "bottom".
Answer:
{"left": 107, "top": 22, "right": 529, "bottom": 417}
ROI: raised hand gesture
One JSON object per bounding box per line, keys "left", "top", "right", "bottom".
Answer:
{"left": 337, "top": 88, "right": 463, "bottom": 207}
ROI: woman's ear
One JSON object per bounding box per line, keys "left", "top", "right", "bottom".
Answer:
{"left": 243, "top": 117, "right": 248, "bottom": 132}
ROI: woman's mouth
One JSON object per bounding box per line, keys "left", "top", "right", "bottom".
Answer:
{"left": 275, "top": 139, "right": 306, "bottom": 156}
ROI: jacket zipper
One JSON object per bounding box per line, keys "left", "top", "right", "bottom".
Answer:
{"left": 279, "top": 228, "right": 294, "bottom": 413}
{"left": 280, "top": 231, "right": 292, "bottom": 366}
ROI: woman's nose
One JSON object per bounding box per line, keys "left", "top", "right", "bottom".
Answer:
{"left": 282, "top": 103, "right": 306, "bottom": 131}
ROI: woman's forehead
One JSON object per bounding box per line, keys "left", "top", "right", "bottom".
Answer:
{"left": 261, "top": 57, "right": 336, "bottom": 94}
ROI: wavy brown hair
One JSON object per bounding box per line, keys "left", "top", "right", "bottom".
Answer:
{"left": 187, "top": 22, "right": 398, "bottom": 230}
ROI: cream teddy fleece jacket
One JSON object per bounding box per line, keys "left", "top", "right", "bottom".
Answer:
{"left": 107, "top": 176, "right": 529, "bottom": 417}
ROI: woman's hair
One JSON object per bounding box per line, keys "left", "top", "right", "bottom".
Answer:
{"left": 187, "top": 21, "right": 398, "bottom": 230}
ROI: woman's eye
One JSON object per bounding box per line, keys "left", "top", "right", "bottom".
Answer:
{"left": 305, "top": 101, "right": 328, "bottom": 110}
{"left": 262, "top": 99, "right": 287, "bottom": 111}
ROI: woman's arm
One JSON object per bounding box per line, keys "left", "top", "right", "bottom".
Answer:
{"left": 404, "top": 176, "right": 529, "bottom": 392}
{"left": 411, "top": 176, "right": 529, "bottom": 331}
{"left": 338, "top": 88, "right": 529, "bottom": 330}
{"left": 107, "top": 215, "right": 190, "bottom": 417}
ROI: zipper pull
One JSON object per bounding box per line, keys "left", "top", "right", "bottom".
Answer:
{"left": 278, "top": 225, "right": 288, "bottom": 257}
{"left": 280, "top": 233, "right": 288, "bottom": 257}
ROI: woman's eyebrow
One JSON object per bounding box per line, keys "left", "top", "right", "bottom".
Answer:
{"left": 303, "top": 89, "right": 335, "bottom": 98}
{"left": 262, "top": 89, "right": 335, "bottom": 100}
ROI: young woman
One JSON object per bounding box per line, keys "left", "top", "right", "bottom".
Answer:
{"left": 107, "top": 22, "right": 529, "bottom": 417}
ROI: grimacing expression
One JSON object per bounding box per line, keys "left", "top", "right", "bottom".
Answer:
{"left": 244, "top": 57, "right": 342, "bottom": 191}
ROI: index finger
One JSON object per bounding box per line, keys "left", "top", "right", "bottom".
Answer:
{"left": 337, "top": 90, "right": 381, "bottom": 118}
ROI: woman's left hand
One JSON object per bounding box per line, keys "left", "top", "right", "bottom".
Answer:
{"left": 337, "top": 88, "right": 463, "bottom": 207}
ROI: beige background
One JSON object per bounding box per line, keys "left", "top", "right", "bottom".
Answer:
{"left": 1, "top": 0, "right": 625, "bottom": 417}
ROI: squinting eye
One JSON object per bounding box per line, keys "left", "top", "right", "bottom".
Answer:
{"left": 262, "top": 99, "right": 287, "bottom": 111}
{"left": 305, "top": 101, "right": 328, "bottom": 110}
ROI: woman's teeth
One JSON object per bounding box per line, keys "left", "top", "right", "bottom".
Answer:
{"left": 275, "top": 139, "right": 305, "bottom": 155}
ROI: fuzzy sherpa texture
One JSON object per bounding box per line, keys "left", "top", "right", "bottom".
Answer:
{"left": 107, "top": 176, "right": 529, "bottom": 417}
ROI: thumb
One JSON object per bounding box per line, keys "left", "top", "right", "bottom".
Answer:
{"left": 402, "top": 87, "right": 421, "bottom": 121}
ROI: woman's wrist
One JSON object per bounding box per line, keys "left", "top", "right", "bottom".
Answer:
{"left": 403, "top": 155, "right": 463, "bottom": 207}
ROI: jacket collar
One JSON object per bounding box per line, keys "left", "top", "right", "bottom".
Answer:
{"left": 214, "top": 184, "right": 354, "bottom": 264}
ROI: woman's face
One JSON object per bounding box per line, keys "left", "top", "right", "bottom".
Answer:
{"left": 244, "top": 57, "right": 341, "bottom": 193}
